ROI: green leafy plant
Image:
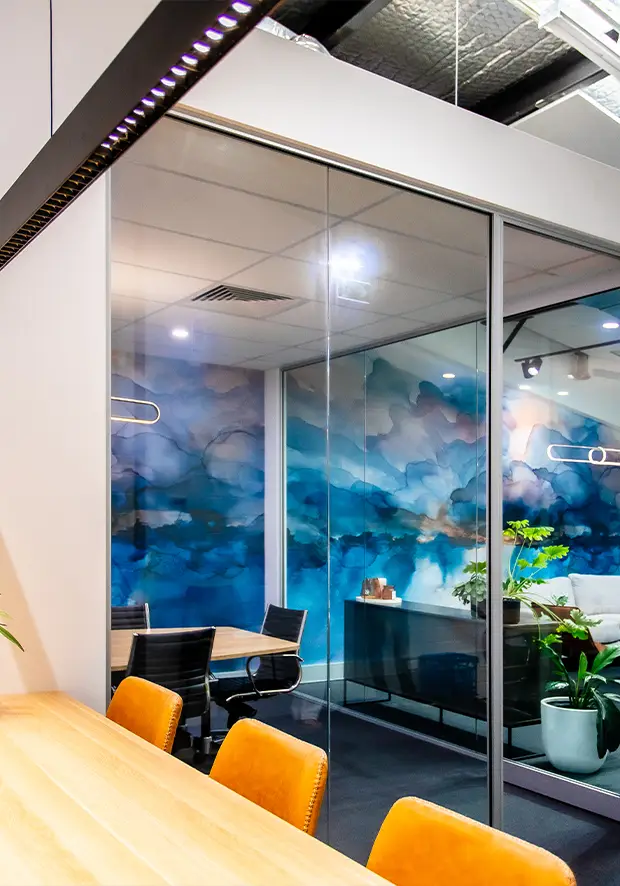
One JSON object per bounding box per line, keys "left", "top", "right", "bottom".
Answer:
{"left": 549, "top": 594, "right": 569, "bottom": 607}
{"left": 540, "top": 634, "right": 620, "bottom": 757}
{"left": 0, "top": 599, "right": 23, "bottom": 650}
{"left": 453, "top": 520, "right": 570, "bottom": 605}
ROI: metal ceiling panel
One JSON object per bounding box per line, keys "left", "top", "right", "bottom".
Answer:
{"left": 330, "top": 0, "right": 571, "bottom": 107}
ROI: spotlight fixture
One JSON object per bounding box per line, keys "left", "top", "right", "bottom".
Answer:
{"left": 568, "top": 350, "right": 590, "bottom": 381}
{"left": 171, "top": 327, "right": 190, "bottom": 339}
{"left": 518, "top": 384, "right": 531, "bottom": 391}
{"left": 557, "top": 391, "right": 569, "bottom": 396}
{"left": 603, "top": 321, "right": 620, "bottom": 330}
{"left": 521, "top": 356, "right": 542, "bottom": 379}
{"left": 442, "top": 372, "right": 456, "bottom": 379}
{"left": 0, "top": 0, "right": 279, "bottom": 271}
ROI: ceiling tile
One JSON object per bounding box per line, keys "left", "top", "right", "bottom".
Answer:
{"left": 353, "top": 191, "right": 489, "bottom": 255}
{"left": 328, "top": 169, "right": 397, "bottom": 217}
{"left": 504, "top": 227, "right": 593, "bottom": 271}
{"left": 334, "top": 279, "right": 456, "bottom": 315}
{"left": 112, "top": 163, "right": 328, "bottom": 253}
{"left": 138, "top": 303, "right": 324, "bottom": 346}
{"left": 111, "top": 262, "right": 211, "bottom": 304}
{"left": 271, "top": 301, "right": 384, "bottom": 332}
{"left": 282, "top": 232, "right": 329, "bottom": 264}
{"left": 329, "top": 222, "right": 488, "bottom": 294}
{"left": 112, "top": 219, "right": 263, "bottom": 280}
{"left": 224, "top": 255, "right": 328, "bottom": 303}
{"left": 347, "top": 316, "right": 429, "bottom": 343}
{"left": 548, "top": 253, "right": 620, "bottom": 278}
{"left": 124, "top": 117, "right": 329, "bottom": 212}
{"left": 111, "top": 294, "right": 165, "bottom": 325}
{"left": 405, "top": 297, "right": 482, "bottom": 324}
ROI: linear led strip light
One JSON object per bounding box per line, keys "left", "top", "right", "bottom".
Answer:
{"left": 538, "top": 0, "right": 620, "bottom": 79}
{"left": 0, "top": 0, "right": 280, "bottom": 271}
{"left": 547, "top": 443, "right": 620, "bottom": 465}
{"left": 111, "top": 396, "right": 161, "bottom": 425}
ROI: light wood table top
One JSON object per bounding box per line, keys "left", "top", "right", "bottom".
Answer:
{"left": 111, "top": 625, "right": 299, "bottom": 672}
{"left": 0, "top": 692, "right": 388, "bottom": 886}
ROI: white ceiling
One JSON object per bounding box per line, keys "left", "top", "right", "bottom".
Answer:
{"left": 111, "top": 115, "right": 620, "bottom": 370}
{"left": 514, "top": 91, "right": 620, "bottom": 171}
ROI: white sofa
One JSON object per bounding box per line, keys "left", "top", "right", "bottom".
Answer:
{"left": 535, "top": 574, "right": 620, "bottom": 645}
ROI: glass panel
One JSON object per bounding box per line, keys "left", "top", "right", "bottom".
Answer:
{"left": 110, "top": 119, "right": 329, "bottom": 784}
{"left": 324, "top": 170, "right": 491, "bottom": 858}
{"left": 502, "top": 224, "right": 620, "bottom": 869}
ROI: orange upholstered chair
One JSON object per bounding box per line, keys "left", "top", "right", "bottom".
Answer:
{"left": 209, "top": 718, "right": 327, "bottom": 835}
{"left": 107, "top": 676, "right": 183, "bottom": 754}
{"left": 367, "top": 797, "right": 576, "bottom": 886}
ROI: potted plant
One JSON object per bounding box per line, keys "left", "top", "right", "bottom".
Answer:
{"left": 539, "top": 633, "right": 620, "bottom": 773}
{"left": 452, "top": 520, "right": 570, "bottom": 624}
{"left": 0, "top": 598, "right": 22, "bottom": 650}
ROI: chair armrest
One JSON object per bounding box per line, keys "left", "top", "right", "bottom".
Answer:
{"left": 245, "top": 653, "right": 304, "bottom": 693}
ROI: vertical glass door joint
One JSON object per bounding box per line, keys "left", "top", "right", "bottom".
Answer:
{"left": 487, "top": 214, "right": 505, "bottom": 829}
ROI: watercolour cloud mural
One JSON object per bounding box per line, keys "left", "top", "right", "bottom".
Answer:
{"left": 286, "top": 334, "right": 620, "bottom": 665}
{"left": 111, "top": 352, "right": 265, "bottom": 634}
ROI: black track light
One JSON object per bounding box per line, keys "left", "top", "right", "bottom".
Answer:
{"left": 522, "top": 356, "right": 543, "bottom": 379}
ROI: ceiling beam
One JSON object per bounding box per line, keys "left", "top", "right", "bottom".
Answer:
{"left": 470, "top": 48, "right": 605, "bottom": 125}
{"left": 0, "top": 0, "right": 278, "bottom": 270}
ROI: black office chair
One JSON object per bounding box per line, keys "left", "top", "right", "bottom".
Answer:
{"left": 126, "top": 628, "right": 216, "bottom": 756}
{"left": 111, "top": 603, "right": 150, "bottom": 630}
{"left": 212, "top": 605, "right": 307, "bottom": 728}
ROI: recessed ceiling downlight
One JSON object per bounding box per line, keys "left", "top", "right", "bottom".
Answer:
{"left": 171, "top": 327, "right": 190, "bottom": 340}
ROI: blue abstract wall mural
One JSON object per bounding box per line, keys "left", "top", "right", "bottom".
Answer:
{"left": 111, "top": 352, "right": 265, "bottom": 635}
{"left": 286, "top": 336, "right": 620, "bottom": 666}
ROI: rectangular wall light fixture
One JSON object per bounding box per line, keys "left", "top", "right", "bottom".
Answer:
{"left": 0, "top": 0, "right": 280, "bottom": 271}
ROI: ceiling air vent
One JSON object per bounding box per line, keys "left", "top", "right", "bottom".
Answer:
{"left": 190, "top": 284, "right": 293, "bottom": 305}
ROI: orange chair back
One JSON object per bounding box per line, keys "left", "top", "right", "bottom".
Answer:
{"left": 107, "top": 676, "right": 182, "bottom": 754}
{"left": 209, "top": 718, "right": 327, "bottom": 835}
{"left": 367, "top": 797, "right": 576, "bottom": 886}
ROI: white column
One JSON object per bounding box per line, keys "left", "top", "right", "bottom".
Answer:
{"left": 264, "top": 369, "right": 284, "bottom": 608}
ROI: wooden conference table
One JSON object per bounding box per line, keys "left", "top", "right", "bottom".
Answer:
{"left": 0, "top": 692, "right": 388, "bottom": 886}
{"left": 111, "top": 625, "right": 299, "bottom": 672}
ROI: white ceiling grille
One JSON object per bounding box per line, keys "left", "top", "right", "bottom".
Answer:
{"left": 189, "top": 284, "right": 294, "bottom": 305}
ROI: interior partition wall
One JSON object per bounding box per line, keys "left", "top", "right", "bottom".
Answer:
{"left": 109, "top": 112, "right": 620, "bottom": 855}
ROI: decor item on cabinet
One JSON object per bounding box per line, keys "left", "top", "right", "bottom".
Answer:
{"left": 0, "top": 596, "right": 22, "bottom": 650}
{"left": 540, "top": 636, "right": 620, "bottom": 773}
{"left": 358, "top": 578, "right": 402, "bottom": 605}
{"left": 531, "top": 594, "right": 574, "bottom": 621}
{"left": 452, "top": 520, "right": 571, "bottom": 625}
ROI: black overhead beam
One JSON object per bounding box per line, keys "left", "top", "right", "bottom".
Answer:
{"left": 471, "top": 48, "right": 605, "bottom": 125}
{"left": 0, "top": 0, "right": 279, "bottom": 270}
{"left": 274, "top": 0, "right": 379, "bottom": 46}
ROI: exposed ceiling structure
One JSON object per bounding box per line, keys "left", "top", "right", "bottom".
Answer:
{"left": 111, "top": 116, "right": 620, "bottom": 377}
{"left": 271, "top": 0, "right": 606, "bottom": 123}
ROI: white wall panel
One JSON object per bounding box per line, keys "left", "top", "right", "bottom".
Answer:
{"left": 51, "top": 0, "right": 160, "bottom": 128}
{"left": 0, "top": 0, "right": 50, "bottom": 198}
{"left": 0, "top": 179, "right": 109, "bottom": 711}
{"left": 184, "top": 29, "right": 620, "bottom": 250}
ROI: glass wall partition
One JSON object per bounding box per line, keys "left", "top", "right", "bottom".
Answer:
{"left": 285, "top": 171, "right": 492, "bottom": 857}
{"left": 109, "top": 114, "right": 620, "bottom": 866}
{"left": 110, "top": 117, "right": 330, "bottom": 774}
{"left": 500, "top": 226, "right": 620, "bottom": 851}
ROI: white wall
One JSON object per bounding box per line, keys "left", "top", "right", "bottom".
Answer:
{"left": 0, "top": 0, "right": 50, "bottom": 198}
{"left": 184, "top": 29, "right": 620, "bottom": 250}
{"left": 0, "top": 0, "right": 159, "bottom": 710}
{"left": 264, "top": 369, "right": 284, "bottom": 608}
{"left": 0, "top": 180, "right": 109, "bottom": 710}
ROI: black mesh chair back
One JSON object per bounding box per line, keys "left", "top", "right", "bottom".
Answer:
{"left": 254, "top": 605, "right": 307, "bottom": 687}
{"left": 126, "top": 628, "right": 216, "bottom": 721}
{"left": 111, "top": 604, "right": 150, "bottom": 631}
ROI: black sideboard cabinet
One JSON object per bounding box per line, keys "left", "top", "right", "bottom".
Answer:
{"left": 344, "top": 600, "right": 552, "bottom": 740}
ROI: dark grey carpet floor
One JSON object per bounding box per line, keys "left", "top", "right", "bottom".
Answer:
{"left": 187, "top": 691, "right": 620, "bottom": 884}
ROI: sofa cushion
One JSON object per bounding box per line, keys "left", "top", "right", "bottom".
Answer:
{"left": 570, "top": 574, "right": 620, "bottom": 616}
{"left": 527, "top": 576, "right": 575, "bottom": 607}
{"left": 589, "top": 615, "right": 620, "bottom": 645}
